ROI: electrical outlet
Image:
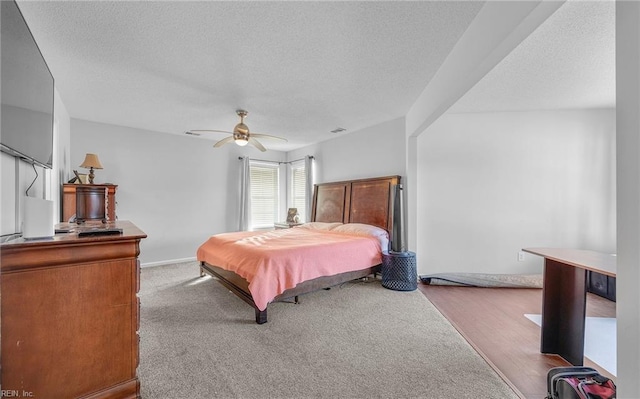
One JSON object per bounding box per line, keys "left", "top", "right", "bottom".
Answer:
{"left": 518, "top": 251, "right": 525, "bottom": 262}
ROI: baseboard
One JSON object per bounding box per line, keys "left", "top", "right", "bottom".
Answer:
{"left": 141, "top": 257, "right": 197, "bottom": 268}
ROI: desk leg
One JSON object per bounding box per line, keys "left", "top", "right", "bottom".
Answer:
{"left": 541, "top": 258, "right": 587, "bottom": 366}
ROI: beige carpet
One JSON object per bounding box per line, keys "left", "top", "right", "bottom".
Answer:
{"left": 138, "top": 262, "right": 520, "bottom": 398}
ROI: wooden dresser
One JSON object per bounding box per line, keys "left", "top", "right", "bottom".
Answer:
{"left": 0, "top": 221, "right": 146, "bottom": 399}
{"left": 63, "top": 183, "right": 118, "bottom": 222}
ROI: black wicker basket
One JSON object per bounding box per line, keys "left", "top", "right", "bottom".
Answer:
{"left": 381, "top": 251, "right": 417, "bottom": 291}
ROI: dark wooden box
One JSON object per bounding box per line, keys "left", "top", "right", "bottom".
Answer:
{"left": 587, "top": 271, "right": 616, "bottom": 302}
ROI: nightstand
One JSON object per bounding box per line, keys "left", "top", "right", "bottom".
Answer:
{"left": 63, "top": 183, "right": 117, "bottom": 222}
{"left": 381, "top": 251, "right": 417, "bottom": 291}
{"left": 274, "top": 222, "right": 303, "bottom": 229}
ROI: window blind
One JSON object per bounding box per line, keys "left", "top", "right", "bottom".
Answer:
{"left": 290, "top": 162, "right": 307, "bottom": 222}
{"left": 250, "top": 163, "right": 279, "bottom": 229}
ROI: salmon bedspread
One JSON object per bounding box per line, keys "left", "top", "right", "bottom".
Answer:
{"left": 196, "top": 228, "right": 383, "bottom": 311}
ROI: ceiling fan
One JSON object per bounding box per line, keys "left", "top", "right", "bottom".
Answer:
{"left": 189, "top": 110, "right": 287, "bottom": 152}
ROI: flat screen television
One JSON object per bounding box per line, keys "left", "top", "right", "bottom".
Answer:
{"left": 1, "top": 0, "right": 54, "bottom": 169}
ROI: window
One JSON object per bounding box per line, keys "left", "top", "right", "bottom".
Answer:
{"left": 249, "top": 162, "right": 279, "bottom": 229}
{"left": 244, "top": 157, "right": 310, "bottom": 230}
{"left": 290, "top": 160, "right": 307, "bottom": 222}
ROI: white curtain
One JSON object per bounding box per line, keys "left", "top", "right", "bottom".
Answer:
{"left": 239, "top": 156, "right": 251, "bottom": 231}
{"left": 304, "top": 155, "right": 315, "bottom": 222}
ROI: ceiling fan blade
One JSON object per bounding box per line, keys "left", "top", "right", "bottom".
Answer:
{"left": 251, "top": 133, "right": 288, "bottom": 142}
{"left": 213, "top": 136, "right": 235, "bottom": 148}
{"left": 249, "top": 137, "right": 267, "bottom": 152}
{"left": 190, "top": 129, "right": 234, "bottom": 134}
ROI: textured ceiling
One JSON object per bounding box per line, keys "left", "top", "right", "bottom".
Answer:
{"left": 451, "top": 0, "right": 615, "bottom": 113}
{"left": 16, "top": 1, "right": 614, "bottom": 152}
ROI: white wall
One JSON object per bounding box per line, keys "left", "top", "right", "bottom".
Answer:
{"left": 53, "top": 89, "right": 71, "bottom": 222}
{"left": 416, "top": 109, "right": 616, "bottom": 275}
{"left": 0, "top": 88, "right": 70, "bottom": 237}
{"left": 288, "top": 117, "right": 406, "bottom": 183}
{"left": 615, "top": 1, "right": 640, "bottom": 395}
{"left": 70, "top": 118, "right": 286, "bottom": 265}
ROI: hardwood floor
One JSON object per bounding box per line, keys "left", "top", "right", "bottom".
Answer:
{"left": 417, "top": 284, "right": 616, "bottom": 399}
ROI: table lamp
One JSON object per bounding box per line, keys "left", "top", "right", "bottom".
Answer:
{"left": 79, "top": 153, "right": 103, "bottom": 184}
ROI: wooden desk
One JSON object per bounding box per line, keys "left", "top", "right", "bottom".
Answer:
{"left": 522, "top": 248, "right": 616, "bottom": 366}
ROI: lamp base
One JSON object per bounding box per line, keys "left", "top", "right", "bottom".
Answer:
{"left": 88, "top": 167, "right": 95, "bottom": 184}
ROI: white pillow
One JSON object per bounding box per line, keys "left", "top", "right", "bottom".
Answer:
{"left": 331, "top": 223, "right": 389, "bottom": 251}
{"left": 295, "top": 222, "right": 343, "bottom": 231}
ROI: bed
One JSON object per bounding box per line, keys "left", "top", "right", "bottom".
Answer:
{"left": 197, "top": 175, "right": 401, "bottom": 324}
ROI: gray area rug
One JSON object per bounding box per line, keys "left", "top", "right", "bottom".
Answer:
{"left": 138, "top": 262, "right": 520, "bottom": 398}
{"left": 420, "top": 273, "right": 543, "bottom": 288}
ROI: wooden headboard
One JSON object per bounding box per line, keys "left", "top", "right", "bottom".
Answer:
{"left": 310, "top": 175, "right": 401, "bottom": 233}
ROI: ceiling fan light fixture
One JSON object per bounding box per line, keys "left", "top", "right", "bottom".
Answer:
{"left": 235, "top": 138, "right": 249, "bottom": 146}
{"left": 196, "top": 109, "right": 286, "bottom": 153}
{"left": 234, "top": 122, "right": 249, "bottom": 135}
{"left": 233, "top": 130, "right": 249, "bottom": 146}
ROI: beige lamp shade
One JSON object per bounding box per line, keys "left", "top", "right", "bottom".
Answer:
{"left": 79, "top": 153, "right": 103, "bottom": 184}
{"left": 79, "top": 153, "right": 103, "bottom": 169}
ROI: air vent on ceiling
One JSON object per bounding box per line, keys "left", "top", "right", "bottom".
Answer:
{"left": 330, "top": 127, "right": 346, "bottom": 134}
{"left": 185, "top": 131, "right": 201, "bottom": 136}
